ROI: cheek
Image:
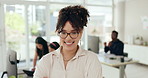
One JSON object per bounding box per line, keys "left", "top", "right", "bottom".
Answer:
{"left": 74, "top": 34, "right": 82, "bottom": 43}
{"left": 60, "top": 39, "right": 64, "bottom": 46}
{"left": 75, "top": 37, "right": 81, "bottom": 42}
{"left": 77, "top": 33, "right": 82, "bottom": 40}
{"left": 37, "top": 46, "right": 40, "bottom": 49}
{"left": 39, "top": 45, "right": 43, "bottom": 49}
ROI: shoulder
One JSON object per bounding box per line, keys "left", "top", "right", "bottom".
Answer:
{"left": 38, "top": 50, "right": 56, "bottom": 63}
{"left": 81, "top": 49, "right": 101, "bottom": 66}
{"left": 116, "top": 39, "right": 124, "bottom": 44}
{"left": 41, "top": 50, "right": 57, "bottom": 59}
{"left": 82, "top": 49, "right": 98, "bottom": 60}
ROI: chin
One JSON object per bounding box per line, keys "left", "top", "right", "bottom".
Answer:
{"left": 63, "top": 44, "right": 78, "bottom": 51}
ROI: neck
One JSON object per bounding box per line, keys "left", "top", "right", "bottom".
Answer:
{"left": 113, "top": 38, "right": 117, "bottom": 41}
{"left": 61, "top": 46, "right": 79, "bottom": 61}
{"left": 62, "top": 46, "right": 78, "bottom": 55}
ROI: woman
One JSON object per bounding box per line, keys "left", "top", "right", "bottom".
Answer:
{"left": 32, "top": 36, "right": 49, "bottom": 71}
{"left": 48, "top": 42, "right": 60, "bottom": 52}
{"left": 23, "top": 39, "right": 59, "bottom": 77}
{"left": 34, "top": 5, "right": 102, "bottom": 78}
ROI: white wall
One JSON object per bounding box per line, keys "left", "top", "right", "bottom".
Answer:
{"left": 124, "top": 0, "right": 148, "bottom": 43}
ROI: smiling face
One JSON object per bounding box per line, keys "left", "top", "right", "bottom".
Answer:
{"left": 60, "top": 21, "right": 83, "bottom": 52}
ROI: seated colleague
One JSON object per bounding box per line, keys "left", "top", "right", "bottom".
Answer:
{"left": 48, "top": 42, "right": 60, "bottom": 52}
{"left": 104, "top": 30, "right": 124, "bottom": 56}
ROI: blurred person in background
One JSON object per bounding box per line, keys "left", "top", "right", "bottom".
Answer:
{"left": 32, "top": 36, "right": 49, "bottom": 71}
{"left": 104, "top": 30, "right": 124, "bottom": 56}
{"left": 48, "top": 42, "right": 60, "bottom": 52}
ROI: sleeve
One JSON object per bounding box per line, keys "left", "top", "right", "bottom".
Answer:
{"left": 85, "top": 54, "right": 103, "bottom": 78}
{"left": 119, "top": 43, "right": 124, "bottom": 55}
{"left": 117, "top": 42, "right": 124, "bottom": 55}
{"left": 33, "top": 56, "right": 50, "bottom": 78}
{"left": 104, "top": 46, "right": 110, "bottom": 53}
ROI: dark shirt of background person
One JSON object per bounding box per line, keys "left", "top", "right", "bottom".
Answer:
{"left": 104, "top": 30, "right": 124, "bottom": 56}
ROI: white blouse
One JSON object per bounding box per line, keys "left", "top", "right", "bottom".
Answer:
{"left": 33, "top": 47, "right": 102, "bottom": 78}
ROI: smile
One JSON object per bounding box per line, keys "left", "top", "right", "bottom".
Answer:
{"left": 64, "top": 41, "right": 74, "bottom": 45}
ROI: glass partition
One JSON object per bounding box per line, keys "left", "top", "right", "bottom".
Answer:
{"left": 27, "top": 5, "right": 47, "bottom": 64}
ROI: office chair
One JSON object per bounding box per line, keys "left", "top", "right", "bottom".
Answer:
{"left": 1, "top": 50, "right": 19, "bottom": 78}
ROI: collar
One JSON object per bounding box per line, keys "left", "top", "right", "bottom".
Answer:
{"left": 112, "top": 39, "right": 120, "bottom": 42}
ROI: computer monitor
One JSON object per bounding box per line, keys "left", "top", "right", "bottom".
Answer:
{"left": 6, "top": 49, "right": 18, "bottom": 78}
{"left": 88, "top": 35, "right": 100, "bottom": 54}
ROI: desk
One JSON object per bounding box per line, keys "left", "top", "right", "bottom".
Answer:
{"left": 98, "top": 53, "right": 138, "bottom": 78}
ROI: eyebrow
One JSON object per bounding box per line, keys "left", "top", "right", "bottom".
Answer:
{"left": 62, "top": 30, "right": 77, "bottom": 32}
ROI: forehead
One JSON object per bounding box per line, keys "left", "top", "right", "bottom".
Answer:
{"left": 111, "top": 33, "right": 117, "bottom": 37}
{"left": 36, "top": 43, "right": 42, "bottom": 46}
{"left": 62, "top": 21, "right": 76, "bottom": 31}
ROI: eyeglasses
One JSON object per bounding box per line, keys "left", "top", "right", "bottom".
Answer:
{"left": 58, "top": 31, "right": 79, "bottom": 39}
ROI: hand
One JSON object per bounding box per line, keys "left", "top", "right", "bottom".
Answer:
{"left": 104, "top": 42, "right": 107, "bottom": 46}
{"left": 31, "top": 67, "right": 36, "bottom": 71}
{"left": 108, "top": 42, "right": 112, "bottom": 47}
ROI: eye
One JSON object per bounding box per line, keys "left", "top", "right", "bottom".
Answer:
{"left": 60, "top": 31, "right": 67, "bottom": 35}
{"left": 71, "top": 32, "right": 78, "bottom": 35}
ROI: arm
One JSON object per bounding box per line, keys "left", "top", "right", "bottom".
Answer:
{"left": 86, "top": 55, "right": 102, "bottom": 78}
{"left": 33, "top": 51, "right": 38, "bottom": 70}
{"left": 104, "top": 46, "right": 109, "bottom": 53}
{"left": 33, "top": 56, "right": 50, "bottom": 78}
{"left": 115, "top": 43, "right": 124, "bottom": 55}
{"left": 33, "top": 57, "right": 47, "bottom": 78}
{"left": 104, "top": 42, "right": 111, "bottom": 53}
{"left": 33, "top": 54, "right": 52, "bottom": 78}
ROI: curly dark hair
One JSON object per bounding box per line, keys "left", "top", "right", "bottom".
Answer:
{"left": 56, "top": 5, "right": 90, "bottom": 32}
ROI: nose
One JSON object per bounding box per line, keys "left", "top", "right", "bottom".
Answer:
{"left": 65, "top": 34, "right": 72, "bottom": 39}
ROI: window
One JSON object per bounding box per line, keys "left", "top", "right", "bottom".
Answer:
{"left": 87, "top": 6, "right": 112, "bottom": 35}
{"left": 87, "top": 0, "right": 112, "bottom": 6}
{"left": 22, "top": 0, "right": 47, "bottom": 1}
{"left": 27, "top": 5, "right": 47, "bottom": 64}
{"left": 49, "top": 4, "right": 69, "bottom": 43}
{"left": 50, "top": 0, "right": 82, "bottom": 3}
{"left": 4, "top": 4, "right": 26, "bottom": 67}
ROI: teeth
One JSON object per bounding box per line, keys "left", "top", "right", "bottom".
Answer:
{"left": 66, "top": 42, "right": 72, "bottom": 44}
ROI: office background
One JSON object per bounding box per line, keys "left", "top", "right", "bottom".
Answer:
{"left": 0, "top": 0, "right": 148, "bottom": 74}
